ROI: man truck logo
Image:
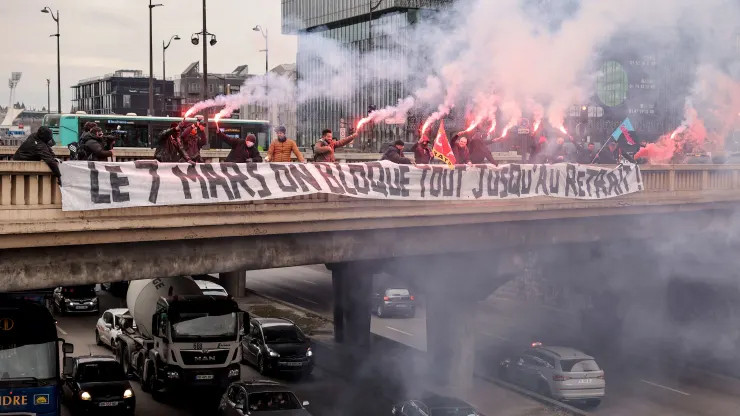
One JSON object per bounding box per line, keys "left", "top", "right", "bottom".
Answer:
{"left": 194, "top": 355, "right": 217, "bottom": 362}
{"left": 34, "top": 394, "right": 50, "bottom": 405}
{"left": 0, "top": 318, "right": 14, "bottom": 331}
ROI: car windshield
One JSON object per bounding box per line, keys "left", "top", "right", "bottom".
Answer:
{"left": 387, "top": 289, "right": 410, "bottom": 297}
{"left": 560, "top": 359, "right": 600, "bottom": 372}
{"left": 171, "top": 312, "right": 237, "bottom": 339}
{"left": 247, "top": 391, "right": 302, "bottom": 411}
{"left": 62, "top": 285, "right": 96, "bottom": 298}
{"left": 0, "top": 341, "right": 57, "bottom": 380}
{"left": 431, "top": 407, "right": 477, "bottom": 416}
{"left": 77, "top": 362, "right": 125, "bottom": 382}
{"left": 263, "top": 325, "right": 305, "bottom": 344}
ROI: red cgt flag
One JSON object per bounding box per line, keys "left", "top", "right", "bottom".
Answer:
{"left": 432, "top": 120, "right": 456, "bottom": 169}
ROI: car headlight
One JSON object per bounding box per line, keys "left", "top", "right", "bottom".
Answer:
{"left": 228, "top": 368, "right": 240, "bottom": 378}
{"left": 167, "top": 371, "right": 180, "bottom": 379}
{"left": 267, "top": 348, "right": 279, "bottom": 358}
{"left": 80, "top": 391, "right": 92, "bottom": 401}
{"left": 123, "top": 389, "right": 134, "bottom": 399}
{"left": 92, "top": 298, "right": 98, "bottom": 303}
{"left": 65, "top": 299, "right": 72, "bottom": 304}
{"left": 306, "top": 348, "right": 313, "bottom": 357}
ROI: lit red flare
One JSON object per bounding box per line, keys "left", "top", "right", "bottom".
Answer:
{"left": 487, "top": 120, "right": 497, "bottom": 135}
{"left": 559, "top": 125, "right": 568, "bottom": 135}
{"left": 670, "top": 125, "right": 686, "bottom": 140}
{"left": 421, "top": 117, "right": 435, "bottom": 137}
{"left": 533, "top": 119, "right": 541, "bottom": 133}
{"left": 464, "top": 117, "right": 483, "bottom": 133}
{"left": 356, "top": 116, "right": 373, "bottom": 132}
{"left": 184, "top": 108, "right": 195, "bottom": 119}
{"left": 214, "top": 113, "right": 223, "bottom": 129}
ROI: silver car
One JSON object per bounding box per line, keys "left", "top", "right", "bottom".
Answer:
{"left": 499, "top": 344, "right": 605, "bottom": 406}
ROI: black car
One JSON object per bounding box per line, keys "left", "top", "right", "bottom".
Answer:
{"left": 392, "top": 394, "right": 479, "bottom": 416}
{"left": 241, "top": 318, "right": 314, "bottom": 376}
{"left": 62, "top": 355, "right": 135, "bottom": 415}
{"left": 373, "top": 287, "right": 416, "bottom": 318}
{"left": 218, "top": 380, "right": 311, "bottom": 416}
{"left": 54, "top": 285, "right": 99, "bottom": 314}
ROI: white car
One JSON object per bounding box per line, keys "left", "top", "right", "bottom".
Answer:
{"left": 196, "top": 280, "right": 229, "bottom": 297}
{"left": 95, "top": 308, "right": 134, "bottom": 349}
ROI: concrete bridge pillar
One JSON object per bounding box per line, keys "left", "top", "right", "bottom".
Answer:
{"left": 220, "top": 269, "right": 246, "bottom": 297}
{"left": 328, "top": 262, "right": 375, "bottom": 348}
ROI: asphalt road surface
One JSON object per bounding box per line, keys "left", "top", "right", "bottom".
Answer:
{"left": 245, "top": 265, "right": 740, "bottom": 416}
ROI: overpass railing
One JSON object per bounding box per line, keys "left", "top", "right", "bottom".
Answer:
{"left": 1, "top": 162, "right": 739, "bottom": 209}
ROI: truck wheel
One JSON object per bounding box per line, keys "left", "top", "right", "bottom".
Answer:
{"left": 142, "top": 362, "right": 153, "bottom": 393}
{"left": 119, "top": 346, "right": 131, "bottom": 377}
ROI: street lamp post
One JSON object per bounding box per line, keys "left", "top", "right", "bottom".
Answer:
{"left": 365, "top": 0, "right": 383, "bottom": 151}
{"left": 41, "top": 7, "right": 61, "bottom": 114}
{"left": 46, "top": 79, "right": 51, "bottom": 114}
{"left": 162, "top": 35, "right": 180, "bottom": 115}
{"left": 149, "top": 1, "right": 164, "bottom": 119}
{"left": 253, "top": 25, "right": 269, "bottom": 120}
{"left": 191, "top": 0, "right": 217, "bottom": 141}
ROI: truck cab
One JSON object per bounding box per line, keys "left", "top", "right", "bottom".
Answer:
{"left": 120, "top": 295, "right": 242, "bottom": 393}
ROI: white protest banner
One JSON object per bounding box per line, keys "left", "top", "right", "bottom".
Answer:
{"left": 59, "top": 161, "right": 643, "bottom": 211}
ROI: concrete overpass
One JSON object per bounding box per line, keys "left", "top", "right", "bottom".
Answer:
{"left": 2, "top": 160, "right": 740, "bottom": 393}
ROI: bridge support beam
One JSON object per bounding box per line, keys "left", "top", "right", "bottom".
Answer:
{"left": 220, "top": 269, "right": 246, "bottom": 297}
{"left": 329, "top": 262, "right": 375, "bottom": 348}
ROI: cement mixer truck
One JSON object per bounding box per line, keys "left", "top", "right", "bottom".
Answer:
{"left": 116, "top": 277, "right": 242, "bottom": 394}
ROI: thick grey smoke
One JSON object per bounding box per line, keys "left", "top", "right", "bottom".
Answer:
{"left": 192, "top": 0, "right": 739, "bottom": 140}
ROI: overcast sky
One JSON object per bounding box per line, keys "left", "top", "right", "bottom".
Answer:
{"left": 0, "top": 0, "right": 297, "bottom": 111}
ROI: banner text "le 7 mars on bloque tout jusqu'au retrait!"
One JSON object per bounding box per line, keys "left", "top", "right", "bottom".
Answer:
{"left": 59, "top": 161, "right": 643, "bottom": 211}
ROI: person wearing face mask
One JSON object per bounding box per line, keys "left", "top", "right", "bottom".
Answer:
{"left": 267, "top": 126, "right": 305, "bottom": 162}
{"left": 217, "top": 129, "right": 263, "bottom": 163}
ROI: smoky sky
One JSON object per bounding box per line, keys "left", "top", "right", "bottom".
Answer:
{"left": 0, "top": 0, "right": 297, "bottom": 111}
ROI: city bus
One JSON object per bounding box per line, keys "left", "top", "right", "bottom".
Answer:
{"left": 43, "top": 113, "right": 272, "bottom": 151}
{"left": 41, "top": 114, "right": 61, "bottom": 141}
{"left": 0, "top": 298, "right": 73, "bottom": 416}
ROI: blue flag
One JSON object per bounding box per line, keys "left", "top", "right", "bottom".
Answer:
{"left": 611, "top": 118, "right": 634, "bottom": 140}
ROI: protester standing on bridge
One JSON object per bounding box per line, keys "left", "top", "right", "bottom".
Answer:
{"left": 217, "top": 129, "right": 263, "bottom": 163}
{"left": 450, "top": 135, "right": 472, "bottom": 165}
{"left": 313, "top": 128, "right": 358, "bottom": 162}
{"left": 469, "top": 133, "right": 498, "bottom": 165}
{"left": 381, "top": 140, "right": 413, "bottom": 164}
{"left": 266, "top": 126, "right": 305, "bottom": 162}
{"left": 412, "top": 134, "right": 432, "bottom": 164}
{"left": 84, "top": 127, "right": 115, "bottom": 161}
{"left": 596, "top": 141, "right": 619, "bottom": 164}
{"left": 155, "top": 122, "right": 192, "bottom": 163}
{"left": 13, "top": 126, "right": 62, "bottom": 185}
{"left": 579, "top": 142, "right": 597, "bottom": 164}
{"left": 180, "top": 118, "right": 207, "bottom": 163}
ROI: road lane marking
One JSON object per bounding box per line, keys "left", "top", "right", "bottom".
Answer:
{"left": 481, "top": 330, "right": 510, "bottom": 342}
{"left": 56, "top": 325, "right": 68, "bottom": 335}
{"left": 302, "top": 280, "right": 318, "bottom": 285}
{"left": 640, "top": 379, "right": 691, "bottom": 396}
{"left": 292, "top": 294, "right": 319, "bottom": 305}
{"left": 386, "top": 326, "right": 414, "bottom": 337}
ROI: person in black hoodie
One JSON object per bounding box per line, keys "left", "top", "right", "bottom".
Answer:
{"left": 84, "top": 127, "right": 115, "bottom": 161}
{"left": 155, "top": 122, "right": 192, "bottom": 163}
{"left": 13, "top": 126, "right": 61, "bottom": 184}
{"left": 217, "top": 130, "right": 263, "bottom": 163}
{"left": 381, "top": 140, "right": 412, "bottom": 164}
{"left": 468, "top": 133, "right": 498, "bottom": 165}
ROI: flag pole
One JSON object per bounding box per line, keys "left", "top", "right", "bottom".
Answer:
{"left": 591, "top": 136, "right": 614, "bottom": 164}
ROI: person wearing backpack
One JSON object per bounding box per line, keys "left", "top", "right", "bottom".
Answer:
{"left": 72, "top": 121, "right": 97, "bottom": 160}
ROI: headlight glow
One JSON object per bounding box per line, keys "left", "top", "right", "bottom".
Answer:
{"left": 123, "top": 389, "right": 133, "bottom": 399}
{"left": 268, "top": 348, "right": 279, "bottom": 358}
{"left": 80, "top": 391, "right": 92, "bottom": 401}
{"left": 306, "top": 348, "right": 313, "bottom": 357}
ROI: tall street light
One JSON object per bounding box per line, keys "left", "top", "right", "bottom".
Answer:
{"left": 41, "top": 7, "right": 61, "bottom": 114}
{"left": 253, "top": 25, "right": 268, "bottom": 119}
{"left": 149, "top": 1, "right": 163, "bottom": 119}
{"left": 162, "top": 35, "right": 180, "bottom": 115}
{"left": 191, "top": 0, "right": 217, "bottom": 141}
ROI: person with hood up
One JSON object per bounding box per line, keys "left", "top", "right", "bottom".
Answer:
{"left": 180, "top": 118, "right": 207, "bottom": 163}
{"left": 217, "top": 129, "right": 263, "bottom": 163}
{"left": 412, "top": 135, "right": 432, "bottom": 164}
{"left": 314, "top": 128, "right": 358, "bottom": 162}
{"left": 381, "top": 140, "right": 413, "bottom": 164}
{"left": 155, "top": 122, "right": 191, "bottom": 163}
{"left": 84, "top": 127, "right": 116, "bottom": 161}
{"left": 13, "top": 126, "right": 62, "bottom": 184}
{"left": 468, "top": 133, "right": 498, "bottom": 165}
{"left": 267, "top": 126, "right": 305, "bottom": 162}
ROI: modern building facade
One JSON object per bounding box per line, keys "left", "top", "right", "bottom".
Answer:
{"left": 176, "top": 62, "right": 250, "bottom": 108}
{"left": 242, "top": 63, "right": 298, "bottom": 142}
{"left": 282, "top": 0, "right": 451, "bottom": 149}
{"left": 71, "top": 70, "right": 178, "bottom": 116}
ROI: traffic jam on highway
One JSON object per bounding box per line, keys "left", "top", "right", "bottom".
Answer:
{"left": 0, "top": 274, "right": 606, "bottom": 416}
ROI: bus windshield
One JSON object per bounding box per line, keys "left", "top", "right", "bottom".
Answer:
{"left": 0, "top": 341, "right": 57, "bottom": 380}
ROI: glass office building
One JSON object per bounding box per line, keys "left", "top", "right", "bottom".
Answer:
{"left": 282, "top": 0, "right": 451, "bottom": 149}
